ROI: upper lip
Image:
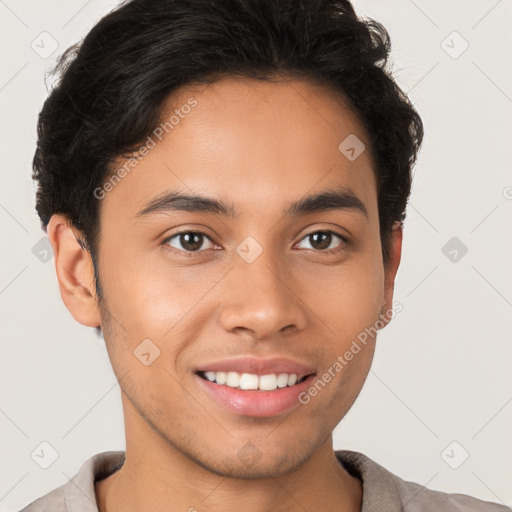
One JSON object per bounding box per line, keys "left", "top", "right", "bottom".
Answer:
{"left": 195, "top": 357, "right": 316, "bottom": 379}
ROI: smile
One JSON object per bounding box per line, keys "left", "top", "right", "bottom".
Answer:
{"left": 197, "top": 370, "right": 311, "bottom": 391}
{"left": 195, "top": 371, "right": 317, "bottom": 417}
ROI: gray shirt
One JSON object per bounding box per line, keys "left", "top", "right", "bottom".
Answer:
{"left": 19, "top": 450, "right": 510, "bottom": 511}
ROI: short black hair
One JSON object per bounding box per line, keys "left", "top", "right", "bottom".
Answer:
{"left": 33, "top": 0, "right": 423, "bottom": 311}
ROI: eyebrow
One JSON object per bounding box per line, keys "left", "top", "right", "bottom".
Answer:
{"left": 135, "top": 187, "right": 368, "bottom": 220}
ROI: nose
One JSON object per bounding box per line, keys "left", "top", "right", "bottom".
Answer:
{"left": 218, "top": 248, "right": 308, "bottom": 339}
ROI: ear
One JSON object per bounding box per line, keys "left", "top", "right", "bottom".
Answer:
{"left": 379, "top": 221, "right": 403, "bottom": 328}
{"left": 46, "top": 214, "right": 102, "bottom": 327}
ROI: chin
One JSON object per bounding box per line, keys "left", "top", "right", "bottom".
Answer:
{"left": 196, "top": 444, "right": 311, "bottom": 480}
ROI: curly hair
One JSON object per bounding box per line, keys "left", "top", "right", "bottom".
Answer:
{"left": 33, "top": 0, "right": 423, "bottom": 290}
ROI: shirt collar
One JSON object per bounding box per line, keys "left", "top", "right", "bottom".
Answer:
{"left": 335, "top": 449, "right": 404, "bottom": 511}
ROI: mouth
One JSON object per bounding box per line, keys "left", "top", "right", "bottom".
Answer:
{"left": 196, "top": 370, "right": 314, "bottom": 391}
{"left": 195, "top": 370, "right": 317, "bottom": 417}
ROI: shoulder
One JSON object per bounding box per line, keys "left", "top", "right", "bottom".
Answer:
{"left": 17, "top": 450, "right": 126, "bottom": 512}
{"left": 393, "top": 473, "right": 510, "bottom": 511}
{"left": 18, "top": 485, "right": 66, "bottom": 512}
{"left": 335, "top": 449, "right": 510, "bottom": 511}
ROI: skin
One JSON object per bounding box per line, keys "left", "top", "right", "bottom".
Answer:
{"left": 47, "top": 75, "right": 402, "bottom": 512}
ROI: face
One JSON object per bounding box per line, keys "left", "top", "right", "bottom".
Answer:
{"left": 52, "top": 76, "right": 401, "bottom": 479}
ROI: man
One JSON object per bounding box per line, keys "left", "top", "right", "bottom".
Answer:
{"left": 21, "top": 0, "right": 508, "bottom": 510}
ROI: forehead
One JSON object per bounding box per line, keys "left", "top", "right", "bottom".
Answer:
{"left": 100, "top": 75, "right": 377, "bottom": 223}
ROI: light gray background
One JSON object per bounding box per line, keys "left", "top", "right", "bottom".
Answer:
{"left": 1, "top": 0, "right": 511, "bottom": 509}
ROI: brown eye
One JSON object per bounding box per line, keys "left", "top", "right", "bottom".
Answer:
{"left": 164, "top": 231, "right": 214, "bottom": 253}
{"left": 296, "top": 230, "right": 347, "bottom": 253}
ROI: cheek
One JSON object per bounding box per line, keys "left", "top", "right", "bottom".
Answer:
{"left": 344, "top": 264, "right": 383, "bottom": 329}
{"left": 300, "top": 255, "right": 384, "bottom": 339}
{"left": 98, "top": 247, "right": 203, "bottom": 333}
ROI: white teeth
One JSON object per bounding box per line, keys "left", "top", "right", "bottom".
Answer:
{"left": 226, "top": 371, "right": 241, "bottom": 387}
{"left": 276, "top": 373, "right": 289, "bottom": 388}
{"left": 259, "top": 374, "right": 278, "bottom": 390}
{"left": 239, "top": 373, "right": 259, "bottom": 390}
{"left": 204, "top": 371, "right": 216, "bottom": 382}
{"left": 287, "top": 373, "right": 297, "bottom": 386}
{"left": 216, "top": 371, "right": 227, "bottom": 385}
{"left": 201, "top": 371, "right": 303, "bottom": 390}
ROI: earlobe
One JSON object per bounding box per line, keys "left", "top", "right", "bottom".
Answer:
{"left": 46, "top": 214, "right": 102, "bottom": 328}
{"left": 379, "top": 221, "right": 403, "bottom": 328}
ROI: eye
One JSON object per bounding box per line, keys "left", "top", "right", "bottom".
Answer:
{"left": 162, "top": 231, "right": 216, "bottom": 254}
{"left": 162, "top": 228, "right": 348, "bottom": 256}
{"left": 295, "top": 229, "right": 348, "bottom": 254}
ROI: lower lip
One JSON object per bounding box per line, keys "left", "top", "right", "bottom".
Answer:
{"left": 195, "top": 373, "right": 316, "bottom": 417}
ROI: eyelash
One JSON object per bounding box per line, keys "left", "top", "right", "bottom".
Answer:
{"left": 161, "top": 229, "right": 348, "bottom": 256}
